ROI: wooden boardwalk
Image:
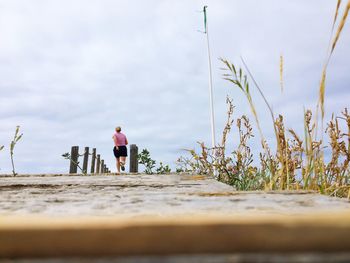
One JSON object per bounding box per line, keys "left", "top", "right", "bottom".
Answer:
{"left": 0, "top": 174, "right": 350, "bottom": 261}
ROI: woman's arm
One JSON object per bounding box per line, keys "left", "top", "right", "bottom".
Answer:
{"left": 125, "top": 137, "right": 128, "bottom": 145}
{"left": 113, "top": 135, "right": 118, "bottom": 148}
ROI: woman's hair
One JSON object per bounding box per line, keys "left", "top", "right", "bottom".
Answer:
{"left": 116, "top": 126, "right": 121, "bottom": 132}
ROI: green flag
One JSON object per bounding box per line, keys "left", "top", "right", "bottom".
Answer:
{"left": 203, "top": 6, "right": 207, "bottom": 34}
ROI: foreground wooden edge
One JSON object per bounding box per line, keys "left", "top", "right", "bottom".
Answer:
{"left": 1, "top": 211, "right": 350, "bottom": 257}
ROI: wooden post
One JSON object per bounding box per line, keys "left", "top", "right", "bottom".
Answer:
{"left": 129, "top": 144, "right": 138, "bottom": 173}
{"left": 101, "top": 160, "right": 104, "bottom": 174}
{"left": 69, "top": 146, "right": 79, "bottom": 174}
{"left": 96, "top": 154, "right": 101, "bottom": 174}
{"left": 104, "top": 164, "right": 107, "bottom": 173}
{"left": 82, "top": 147, "right": 89, "bottom": 174}
{"left": 90, "top": 148, "right": 96, "bottom": 174}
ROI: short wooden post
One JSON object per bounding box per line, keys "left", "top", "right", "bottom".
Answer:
{"left": 104, "top": 164, "right": 107, "bottom": 173}
{"left": 129, "top": 144, "right": 138, "bottom": 173}
{"left": 101, "top": 160, "right": 104, "bottom": 174}
{"left": 82, "top": 147, "right": 89, "bottom": 174}
{"left": 90, "top": 148, "right": 96, "bottom": 174}
{"left": 96, "top": 154, "right": 101, "bottom": 174}
{"left": 69, "top": 146, "right": 79, "bottom": 174}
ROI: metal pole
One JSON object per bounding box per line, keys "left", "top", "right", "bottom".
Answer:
{"left": 204, "top": 6, "right": 216, "bottom": 149}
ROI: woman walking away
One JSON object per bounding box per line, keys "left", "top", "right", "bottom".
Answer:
{"left": 112, "top": 126, "right": 128, "bottom": 174}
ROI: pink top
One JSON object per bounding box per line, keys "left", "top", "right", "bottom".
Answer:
{"left": 113, "top": 132, "right": 127, "bottom": 147}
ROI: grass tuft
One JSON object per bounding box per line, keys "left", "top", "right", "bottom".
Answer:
{"left": 178, "top": 4, "right": 350, "bottom": 197}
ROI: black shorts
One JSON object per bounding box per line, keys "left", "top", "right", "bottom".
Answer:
{"left": 113, "top": 146, "right": 127, "bottom": 158}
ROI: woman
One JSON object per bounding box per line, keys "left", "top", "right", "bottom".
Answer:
{"left": 112, "top": 126, "right": 128, "bottom": 174}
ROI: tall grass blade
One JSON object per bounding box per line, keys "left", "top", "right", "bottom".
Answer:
{"left": 331, "top": 0, "right": 350, "bottom": 54}
{"left": 319, "top": 69, "right": 327, "bottom": 120}
{"left": 334, "top": 0, "right": 342, "bottom": 26}
{"left": 280, "top": 55, "right": 284, "bottom": 93}
{"left": 316, "top": 0, "right": 349, "bottom": 140}
{"left": 240, "top": 57, "right": 275, "bottom": 122}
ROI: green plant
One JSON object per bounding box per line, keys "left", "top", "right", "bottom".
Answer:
{"left": 138, "top": 149, "right": 156, "bottom": 174}
{"left": 156, "top": 162, "right": 171, "bottom": 174}
{"left": 10, "top": 126, "right": 23, "bottom": 176}
{"left": 138, "top": 148, "right": 172, "bottom": 174}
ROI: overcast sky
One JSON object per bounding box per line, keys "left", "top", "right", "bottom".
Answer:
{"left": 0, "top": 0, "right": 349, "bottom": 174}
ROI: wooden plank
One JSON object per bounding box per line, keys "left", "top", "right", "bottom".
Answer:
{"left": 0, "top": 213, "right": 350, "bottom": 258}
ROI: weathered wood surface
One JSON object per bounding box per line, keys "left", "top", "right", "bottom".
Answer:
{"left": 129, "top": 144, "right": 138, "bottom": 173}
{"left": 90, "top": 148, "right": 96, "bottom": 174}
{"left": 0, "top": 174, "right": 349, "bottom": 216}
{"left": 68, "top": 146, "right": 79, "bottom": 174}
{"left": 82, "top": 146, "right": 89, "bottom": 174}
{"left": 1, "top": 212, "right": 350, "bottom": 258}
{"left": 96, "top": 155, "right": 100, "bottom": 174}
{"left": 0, "top": 174, "right": 350, "bottom": 259}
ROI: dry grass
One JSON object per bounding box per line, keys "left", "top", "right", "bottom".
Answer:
{"left": 177, "top": 3, "right": 350, "bottom": 198}
{"left": 317, "top": 0, "right": 350, "bottom": 128}
{"left": 331, "top": 0, "right": 350, "bottom": 54}
{"left": 220, "top": 58, "right": 266, "bottom": 144}
{"left": 279, "top": 55, "right": 284, "bottom": 93}
{"left": 178, "top": 98, "right": 350, "bottom": 197}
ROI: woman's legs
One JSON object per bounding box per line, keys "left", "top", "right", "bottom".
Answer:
{"left": 116, "top": 157, "right": 121, "bottom": 174}
{"left": 120, "top": 156, "right": 127, "bottom": 171}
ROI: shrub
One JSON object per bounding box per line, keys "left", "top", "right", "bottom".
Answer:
{"left": 138, "top": 148, "right": 171, "bottom": 174}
